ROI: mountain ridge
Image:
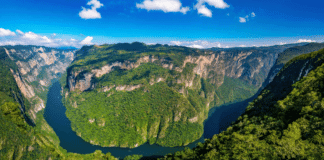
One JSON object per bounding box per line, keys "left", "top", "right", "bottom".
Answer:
{"left": 161, "top": 47, "right": 324, "bottom": 160}
{"left": 62, "top": 42, "right": 306, "bottom": 148}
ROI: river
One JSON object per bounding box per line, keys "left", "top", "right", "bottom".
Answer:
{"left": 44, "top": 81, "right": 256, "bottom": 159}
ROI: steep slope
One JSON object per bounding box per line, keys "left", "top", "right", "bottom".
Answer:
{"left": 2, "top": 45, "right": 75, "bottom": 121}
{"left": 263, "top": 42, "right": 324, "bottom": 86}
{"left": 62, "top": 42, "right": 302, "bottom": 148}
{"left": 161, "top": 48, "right": 324, "bottom": 159}
{"left": 0, "top": 47, "right": 118, "bottom": 160}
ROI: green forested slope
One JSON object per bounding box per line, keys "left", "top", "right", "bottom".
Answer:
{"left": 63, "top": 43, "right": 269, "bottom": 148}
{"left": 263, "top": 42, "right": 324, "bottom": 87}
{"left": 161, "top": 48, "right": 324, "bottom": 159}
{"left": 64, "top": 62, "right": 209, "bottom": 148}
{"left": 0, "top": 48, "right": 118, "bottom": 160}
{"left": 0, "top": 48, "right": 60, "bottom": 159}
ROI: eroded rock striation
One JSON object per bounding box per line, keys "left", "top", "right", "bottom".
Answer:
{"left": 3, "top": 45, "right": 75, "bottom": 121}
{"left": 62, "top": 42, "right": 306, "bottom": 148}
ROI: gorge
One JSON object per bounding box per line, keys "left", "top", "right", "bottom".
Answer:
{"left": 1, "top": 42, "right": 324, "bottom": 159}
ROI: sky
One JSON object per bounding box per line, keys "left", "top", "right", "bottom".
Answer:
{"left": 0, "top": 0, "right": 323, "bottom": 48}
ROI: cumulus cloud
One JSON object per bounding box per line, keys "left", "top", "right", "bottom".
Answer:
{"left": 0, "top": 28, "right": 92, "bottom": 48}
{"left": 200, "top": 0, "right": 229, "bottom": 9}
{"left": 189, "top": 44, "right": 204, "bottom": 49}
{"left": 239, "top": 12, "right": 255, "bottom": 23}
{"left": 195, "top": 0, "right": 229, "bottom": 17}
{"left": 196, "top": 5, "right": 212, "bottom": 17}
{"left": 79, "top": 0, "right": 104, "bottom": 19}
{"left": 170, "top": 40, "right": 221, "bottom": 48}
{"left": 297, "top": 39, "right": 316, "bottom": 43}
{"left": 80, "top": 36, "right": 94, "bottom": 45}
{"left": 136, "top": 0, "right": 190, "bottom": 14}
{"left": 16, "top": 29, "right": 24, "bottom": 35}
{"left": 239, "top": 17, "right": 247, "bottom": 23}
{"left": 0, "top": 28, "right": 16, "bottom": 37}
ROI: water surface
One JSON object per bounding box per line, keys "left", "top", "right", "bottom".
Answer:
{"left": 44, "top": 81, "right": 255, "bottom": 159}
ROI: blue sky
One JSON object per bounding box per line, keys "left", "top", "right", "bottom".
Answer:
{"left": 0, "top": 0, "right": 323, "bottom": 48}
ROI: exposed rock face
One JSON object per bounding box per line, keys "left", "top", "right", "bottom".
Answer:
{"left": 63, "top": 43, "right": 310, "bottom": 148}
{"left": 3, "top": 45, "right": 76, "bottom": 121}
{"left": 10, "top": 69, "right": 35, "bottom": 99}
{"left": 67, "top": 45, "right": 297, "bottom": 93}
{"left": 263, "top": 43, "right": 324, "bottom": 87}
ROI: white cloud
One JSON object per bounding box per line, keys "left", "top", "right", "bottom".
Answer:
{"left": 197, "top": 5, "right": 212, "bottom": 17}
{"left": 297, "top": 39, "right": 316, "bottom": 43}
{"left": 80, "top": 36, "right": 94, "bottom": 45}
{"left": 16, "top": 29, "right": 24, "bottom": 35}
{"left": 251, "top": 12, "right": 256, "bottom": 17}
{"left": 239, "top": 12, "right": 255, "bottom": 23}
{"left": 23, "top": 32, "right": 39, "bottom": 39}
{"left": 200, "top": 0, "right": 229, "bottom": 9}
{"left": 20, "top": 31, "right": 53, "bottom": 43}
{"left": 170, "top": 40, "right": 221, "bottom": 48}
{"left": 79, "top": 0, "right": 104, "bottom": 19}
{"left": 239, "top": 17, "right": 247, "bottom": 23}
{"left": 189, "top": 44, "right": 204, "bottom": 49}
{"left": 0, "top": 28, "right": 88, "bottom": 48}
{"left": 0, "top": 41, "right": 20, "bottom": 46}
{"left": 239, "top": 45, "right": 247, "bottom": 47}
{"left": 194, "top": 0, "right": 229, "bottom": 17}
{"left": 0, "top": 28, "right": 16, "bottom": 37}
{"left": 136, "top": 0, "right": 190, "bottom": 14}
{"left": 170, "top": 41, "right": 182, "bottom": 46}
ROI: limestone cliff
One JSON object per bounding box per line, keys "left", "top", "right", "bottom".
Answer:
{"left": 3, "top": 45, "right": 75, "bottom": 121}
{"left": 263, "top": 42, "right": 324, "bottom": 87}
{"left": 62, "top": 42, "right": 306, "bottom": 148}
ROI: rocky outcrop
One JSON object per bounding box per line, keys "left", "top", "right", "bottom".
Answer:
{"left": 91, "top": 56, "right": 157, "bottom": 78}
{"left": 10, "top": 69, "right": 35, "bottom": 99}
{"left": 69, "top": 45, "right": 297, "bottom": 93}
{"left": 262, "top": 43, "right": 324, "bottom": 87}
{"left": 74, "top": 73, "right": 93, "bottom": 92}
{"left": 63, "top": 43, "right": 313, "bottom": 148}
{"left": 4, "top": 45, "right": 76, "bottom": 121}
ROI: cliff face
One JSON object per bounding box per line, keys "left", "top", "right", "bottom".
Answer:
{"left": 247, "top": 47, "right": 324, "bottom": 117}
{"left": 0, "top": 47, "right": 118, "bottom": 160}
{"left": 3, "top": 45, "right": 75, "bottom": 121}
{"left": 162, "top": 48, "right": 324, "bottom": 160}
{"left": 67, "top": 45, "right": 293, "bottom": 94}
{"left": 263, "top": 42, "right": 324, "bottom": 87}
{"left": 62, "top": 43, "right": 304, "bottom": 148}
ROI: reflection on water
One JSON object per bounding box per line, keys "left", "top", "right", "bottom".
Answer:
{"left": 44, "top": 81, "right": 255, "bottom": 159}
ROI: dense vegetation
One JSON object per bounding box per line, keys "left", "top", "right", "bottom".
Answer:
{"left": 276, "top": 43, "right": 324, "bottom": 65}
{"left": 262, "top": 42, "right": 324, "bottom": 87}
{"left": 63, "top": 42, "right": 298, "bottom": 148}
{"left": 69, "top": 42, "right": 203, "bottom": 73}
{"left": 0, "top": 47, "right": 119, "bottom": 160}
{"left": 64, "top": 62, "right": 208, "bottom": 148}
{"left": 3, "top": 43, "right": 324, "bottom": 159}
{"left": 160, "top": 48, "right": 324, "bottom": 159}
